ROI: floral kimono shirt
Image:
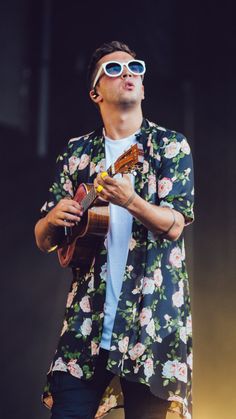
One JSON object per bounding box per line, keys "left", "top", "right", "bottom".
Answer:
{"left": 41, "top": 119, "right": 194, "bottom": 418}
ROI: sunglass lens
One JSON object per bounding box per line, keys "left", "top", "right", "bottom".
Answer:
{"left": 128, "top": 61, "right": 145, "bottom": 74}
{"left": 105, "top": 62, "right": 122, "bottom": 76}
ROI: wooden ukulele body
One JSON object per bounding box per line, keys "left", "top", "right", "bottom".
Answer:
{"left": 57, "top": 183, "right": 109, "bottom": 269}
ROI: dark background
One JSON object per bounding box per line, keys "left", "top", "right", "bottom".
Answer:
{"left": 1, "top": 1, "right": 235, "bottom": 418}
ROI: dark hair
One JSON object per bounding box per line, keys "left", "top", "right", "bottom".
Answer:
{"left": 87, "top": 40, "right": 136, "bottom": 90}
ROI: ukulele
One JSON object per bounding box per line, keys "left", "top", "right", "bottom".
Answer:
{"left": 57, "top": 143, "right": 144, "bottom": 270}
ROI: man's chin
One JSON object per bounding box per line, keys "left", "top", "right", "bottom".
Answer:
{"left": 118, "top": 96, "right": 139, "bottom": 108}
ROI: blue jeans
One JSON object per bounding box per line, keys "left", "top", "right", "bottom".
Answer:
{"left": 50, "top": 349, "right": 170, "bottom": 419}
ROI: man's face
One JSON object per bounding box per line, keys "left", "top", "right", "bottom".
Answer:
{"left": 91, "top": 51, "right": 145, "bottom": 108}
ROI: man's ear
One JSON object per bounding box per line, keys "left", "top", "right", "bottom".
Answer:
{"left": 89, "top": 89, "right": 102, "bottom": 103}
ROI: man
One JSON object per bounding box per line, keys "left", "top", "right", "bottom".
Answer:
{"left": 35, "top": 41, "right": 194, "bottom": 419}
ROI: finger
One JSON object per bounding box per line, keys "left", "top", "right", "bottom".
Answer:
{"left": 70, "top": 199, "right": 83, "bottom": 210}
{"left": 60, "top": 198, "right": 82, "bottom": 210}
{"left": 96, "top": 171, "right": 114, "bottom": 184}
{"left": 94, "top": 176, "right": 103, "bottom": 190}
{"left": 67, "top": 204, "right": 83, "bottom": 215}
{"left": 60, "top": 203, "right": 83, "bottom": 215}
{"left": 58, "top": 219, "right": 76, "bottom": 227}
{"left": 102, "top": 176, "right": 116, "bottom": 185}
{"left": 101, "top": 171, "right": 109, "bottom": 179}
{"left": 59, "top": 211, "right": 82, "bottom": 223}
{"left": 93, "top": 179, "right": 98, "bottom": 190}
{"left": 96, "top": 185, "right": 104, "bottom": 193}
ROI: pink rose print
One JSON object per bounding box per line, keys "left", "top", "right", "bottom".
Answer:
{"left": 129, "top": 342, "right": 146, "bottom": 360}
{"left": 129, "top": 237, "right": 137, "bottom": 251}
{"left": 106, "top": 395, "right": 117, "bottom": 409}
{"left": 90, "top": 161, "right": 96, "bottom": 176}
{"left": 133, "top": 364, "right": 140, "bottom": 374}
{"left": 186, "top": 315, "right": 192, "bottom": 336}
{"left": 80, "top": 318, "right": 92, "bottom": 336}
{"left": 147, "top": 134, "right": 154, "bottom": 156}
{"left": 52, "top": 357, "right": 67, "bottom": 372}
{"left": 95, "top": 395, "right": 117, "bottom": 418}
{"left": 95, "top": 159, "right": 106, "bottom": 173}
{"left": 162, "top": 359, "right": 188, "bottom": 383}
{"left": 95, "top": 404, "right": 108, "bottom": 418}
{"left": 78, "top": 154, "right": 90, "bottom": 170}
{"left": 180, "top": 139, "right": 191, "bottom": 155}
{"left": 79, "top": 296, "right": 91, "bottom": 313}
{"left": 66, "top": 282, "right": 78, "bottom": 308}
{"left": 169, "top": 247, "right": 183, "bottom": 268}
{"left": 63, "top": 179, "right": 73, "bottom": 196}
{"left": 118, "top": 336, "right": 129, "bottom": 353}
{"left": 40, "top": 202, "right": 47, "bottom": 212}
{"left": 91, "top": 341, "right": 99, "bottom": 356}
{"left": 142, "top": 277, "right": 155, "bottom": 295}
{"left": 60, "top": 320, "right": 68, "bottom": 336}
{"left": 148, "top": 174, "right": 156, "bottom": 195}
{"left": 179, "top": 326, "right": 187, "bottom": 343}
{"left": 144, "top": 358, "right": 154, "bottom": 378}
{"left": 158, "top": 177, "right": 173, "bottom": 198}
{"left": 67, "top": 359, "right": 83, "bottom": 378}
{"left": 168, "top": 395, "right": 184, "bottom": 404}
{"left": 153, "top": 268, "right": 163, "bottom": 287}
{"left": 175, "top": 362, "right": 187, "bottom": 383}
{"left": 146, "top": 319, "right": 155, "bottom": 338}
{"left": 187, "top": 352, "right": 193, "bottom": 370}
{"left": 172, "top": 290, "right": 184, "bottom": 308}
{"left": 164, "top": 142, "right": 181, "bottom": 159}
{"left": 84, "top": 272, "right": 94, "bottom": 289}
{"left": 100, "top": 263, "right": 107, "bottom": 281}
{"left": 69, "top": 155, "right": 80, "bottom": 175}
{"left": 142, "top": 160, "right": 149, "bottom": 174}
{"left": 139, "top": 307, "right": 152, "bottom": 326}
{"left": 162, "top": 360, "right": 178, "bottom": 379}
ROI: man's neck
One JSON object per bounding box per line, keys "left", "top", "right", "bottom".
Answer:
{"left": 101, "top": 107, "right": 143, "bottom": 140}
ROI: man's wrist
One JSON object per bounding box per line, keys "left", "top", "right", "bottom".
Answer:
{"left": 122, "top": 191, "right": 137, "bottom": 208}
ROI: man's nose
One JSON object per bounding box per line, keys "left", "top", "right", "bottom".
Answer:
{"left": 121, "top": 65, "right": 132, "bottom": 78}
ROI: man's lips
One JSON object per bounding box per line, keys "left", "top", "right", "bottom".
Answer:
{"left": 123, "top": 81, "right": 135, "bottom": 90}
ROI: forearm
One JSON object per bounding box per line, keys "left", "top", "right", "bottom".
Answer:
{"left": 127, "top": 193, "right": 184, "bottom": 241}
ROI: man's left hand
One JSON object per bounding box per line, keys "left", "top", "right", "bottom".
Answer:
{"left": 94, "top": 172, "right": 134, "bottom": 207}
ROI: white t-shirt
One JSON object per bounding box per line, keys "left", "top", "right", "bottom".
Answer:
{"left": 100, "top": 133, "right": 138, "bottom": 349}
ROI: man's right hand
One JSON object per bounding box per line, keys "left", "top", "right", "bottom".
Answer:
{"left": 46, "top": 198, "right": 84, "bottom": 228}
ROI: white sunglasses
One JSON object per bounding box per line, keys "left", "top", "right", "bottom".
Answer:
{"left": 93, "top": 59, "right": 146, "bottom": 88}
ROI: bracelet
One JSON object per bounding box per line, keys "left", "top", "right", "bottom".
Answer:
{"left": 47, "top": 244, "right": 58, "bottom": 253}
{"left": 162, "top": 207, "right": 176, "bottom": 234}
{"left": 122, "top": 191, "right": 136, "bottom": 208}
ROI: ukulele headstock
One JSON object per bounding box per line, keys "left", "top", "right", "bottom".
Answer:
{"left": 111, "top": 143, "right": 144, "bottom": 175}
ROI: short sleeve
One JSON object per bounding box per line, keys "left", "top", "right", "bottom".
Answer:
{"left": 40, "top": 146, "right": 75, "bottom": 217}
{"left": 157, "top": 133, "right": 194, "bottom": 224}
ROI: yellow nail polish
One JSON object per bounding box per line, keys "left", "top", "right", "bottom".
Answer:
{"left": 101, "top": 171, "right": 108, "bottom": 179}
{"left": 96, "top": 185, "right": 104, "bottom": 193}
